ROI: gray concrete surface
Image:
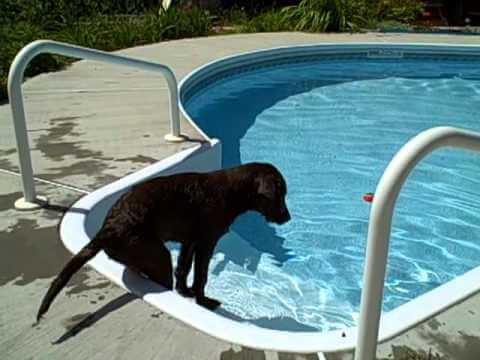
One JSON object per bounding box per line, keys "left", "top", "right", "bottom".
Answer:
{"left": 1, "top": 32, "right": 480, "bottom": 360}
{"left": 327, "top": 293, "right": 480, "bottom": 360}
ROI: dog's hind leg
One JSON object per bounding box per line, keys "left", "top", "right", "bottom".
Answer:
{"left": 175, "top": 242, "right": 195, "bottom": 297}
{"left": 132, "top": 242, "right": 174, "bottom": 290}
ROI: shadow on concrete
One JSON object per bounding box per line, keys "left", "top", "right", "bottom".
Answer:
{"left": 52, "top": 267, "right": 171, "bottom": 344}
{"left": 43, "top": 202, "right": 89, "bottom": 216}
{"left": 178, "top": 134, "right": 209, "bottom": 144}
{"left": 53, "top": 293, "right": 137, "bottom": 344}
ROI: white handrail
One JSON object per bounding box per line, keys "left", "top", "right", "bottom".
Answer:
{"left": 355, "top": 126, "right": 480, "bottom": 360}
{"left": 8, "top": 40, "right": 184, "bottom": 210}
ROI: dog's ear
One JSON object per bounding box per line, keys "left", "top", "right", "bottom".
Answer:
{"left": 256, "top": 175, "right": 276, "bottom": 200}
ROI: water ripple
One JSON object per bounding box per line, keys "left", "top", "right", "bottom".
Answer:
{"left": 187, "top": 58, "right": 480, "bottom": 332}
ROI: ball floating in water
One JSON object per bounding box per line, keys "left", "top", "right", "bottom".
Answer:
{"left": 363, "top": 193, "right": 374, "bottom": 203}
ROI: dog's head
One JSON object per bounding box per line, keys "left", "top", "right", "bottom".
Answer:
{"left": 252, "top": 164, "right": 291, "bottom": 225}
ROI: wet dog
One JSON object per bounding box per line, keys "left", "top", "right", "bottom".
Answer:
{"left": 37, "top": 162, "right": 290, "bottom": 321}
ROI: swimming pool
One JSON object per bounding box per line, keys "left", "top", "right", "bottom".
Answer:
{"left": 182, "top": 51, "right": 480, "bottom": 332}
{"left": 61, "top": 43, "right": 480, "bottom": 353}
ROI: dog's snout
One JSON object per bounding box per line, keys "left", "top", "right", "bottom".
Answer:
{"left": 278, "top": 205, "right": 291, "bottom": 224}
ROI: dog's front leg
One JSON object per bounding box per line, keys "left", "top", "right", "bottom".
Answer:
{"left": 175, "top": 242, "right": 195, "bottom": 297}
{"left": 192, "top": 242, "right": 221, "bottom": 310}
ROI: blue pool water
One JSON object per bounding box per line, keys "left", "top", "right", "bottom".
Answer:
{"left": 184, "top": 57, "right": 480, "bottom": 332}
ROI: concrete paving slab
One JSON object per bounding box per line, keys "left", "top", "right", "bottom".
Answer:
{"left": 1, "top": 32, "right": 480, "bottom": 360}
{"left": 0, "top": 173, "right": 241, "bottom": 360}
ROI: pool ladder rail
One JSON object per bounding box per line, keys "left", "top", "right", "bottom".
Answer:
{"left": 7, "top": 40, "right": 185, "bottom": 210}
{"left": 355, "top": 126, "right": 480, "bottom": 360}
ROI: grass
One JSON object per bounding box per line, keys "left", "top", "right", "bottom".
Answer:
{"left": 0, "top": 21, "right": 52, "bottom": 101}
{"left": 0, "top": 6, "right": 213, "bottom": 102}
{"left": 217, "top": 0, "right": 424, "bottom": 34}
{"left": 238, "top": 10, "right": 294, "bottom": 33}
{"left": 58, "top": 10, "right": 212, "bottom": 50}
{"left": 0, "top": 0, "right": 425, "bottom": 102}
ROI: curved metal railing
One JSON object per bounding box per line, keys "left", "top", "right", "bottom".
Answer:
{"left": 355, "top": 126, "right": 480, "bottom": 360}
{"left": 8, "top": 40, "right": 183, "bottom": 209}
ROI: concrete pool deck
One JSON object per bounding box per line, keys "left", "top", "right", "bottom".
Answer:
{"left": 1, "top": 32, "right": 480, "bottom": 360}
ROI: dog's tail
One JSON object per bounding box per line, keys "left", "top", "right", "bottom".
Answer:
{"left": 37, "top": 237, "right": 103, "bottom": 321}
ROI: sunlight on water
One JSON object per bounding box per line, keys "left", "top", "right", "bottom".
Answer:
{"left": 185, "top": 58, "right": 480, "bottom": 331}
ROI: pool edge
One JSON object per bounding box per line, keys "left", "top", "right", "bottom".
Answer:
{"left": 59, "top": 41, "right": 480, "bottom": 354}
{"left": 177, "top": 42, "right": 480, "bottom": 353}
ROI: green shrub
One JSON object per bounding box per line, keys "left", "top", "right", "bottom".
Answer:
{"left": 280, "top": 0, "right": 424, "bottom": 32}
{"left": 0, "top": 6, "right": 212, "bottom": 102}
{"left": 345, "top": 0, "right": 424, "bottom": 29}
{"left": 0, "top": 0, "right": 162, "bottom": 26}
{"left": 158, "top": 7, "right": 213, "bottom": 40}
{"left": 0, "top": 78, "right": 7, "bottom": 103}
{"left": 59, "top": 8, "right": 212, "bottom": 50}
{"left": 240, "top": 10, "right": 293, "bottom": 32}
{"left": 220, "top": 0, "right": 291, "bottom": 16}
{"left": 380, "top": 0, "right": 424, "bottom": 23}
{"left": 282, "top": 0, "right": 349, "bottom": 32}
{"left": 214, "top": 7, "right": 250, "bottom": 29}
{"left": 0, "top": 0, "right": 426, "bottom": 102}
{"left": 59, "top": 14, "right": 164, "bottom": 50}
{"left": 0, "top": 21, "right": 62, "bottom": 100}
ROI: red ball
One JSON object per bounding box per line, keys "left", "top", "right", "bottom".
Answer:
{"left": 363, "top": 193, "right": 374, "bottom": 203}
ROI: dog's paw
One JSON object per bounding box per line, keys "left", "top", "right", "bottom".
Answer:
{"left": 196, "top": 296, "right": 221, "bottom": 310}
{"left": 176, "top": 284, "right": 195, "bottom": 298}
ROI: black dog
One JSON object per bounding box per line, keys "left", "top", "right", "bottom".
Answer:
{"left": 37, "top": 162, "right": 290, "bottom": 321}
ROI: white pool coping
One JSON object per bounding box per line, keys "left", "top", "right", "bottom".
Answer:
{"left": 61, "top": 42, "right": 480, "bottom": 354}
